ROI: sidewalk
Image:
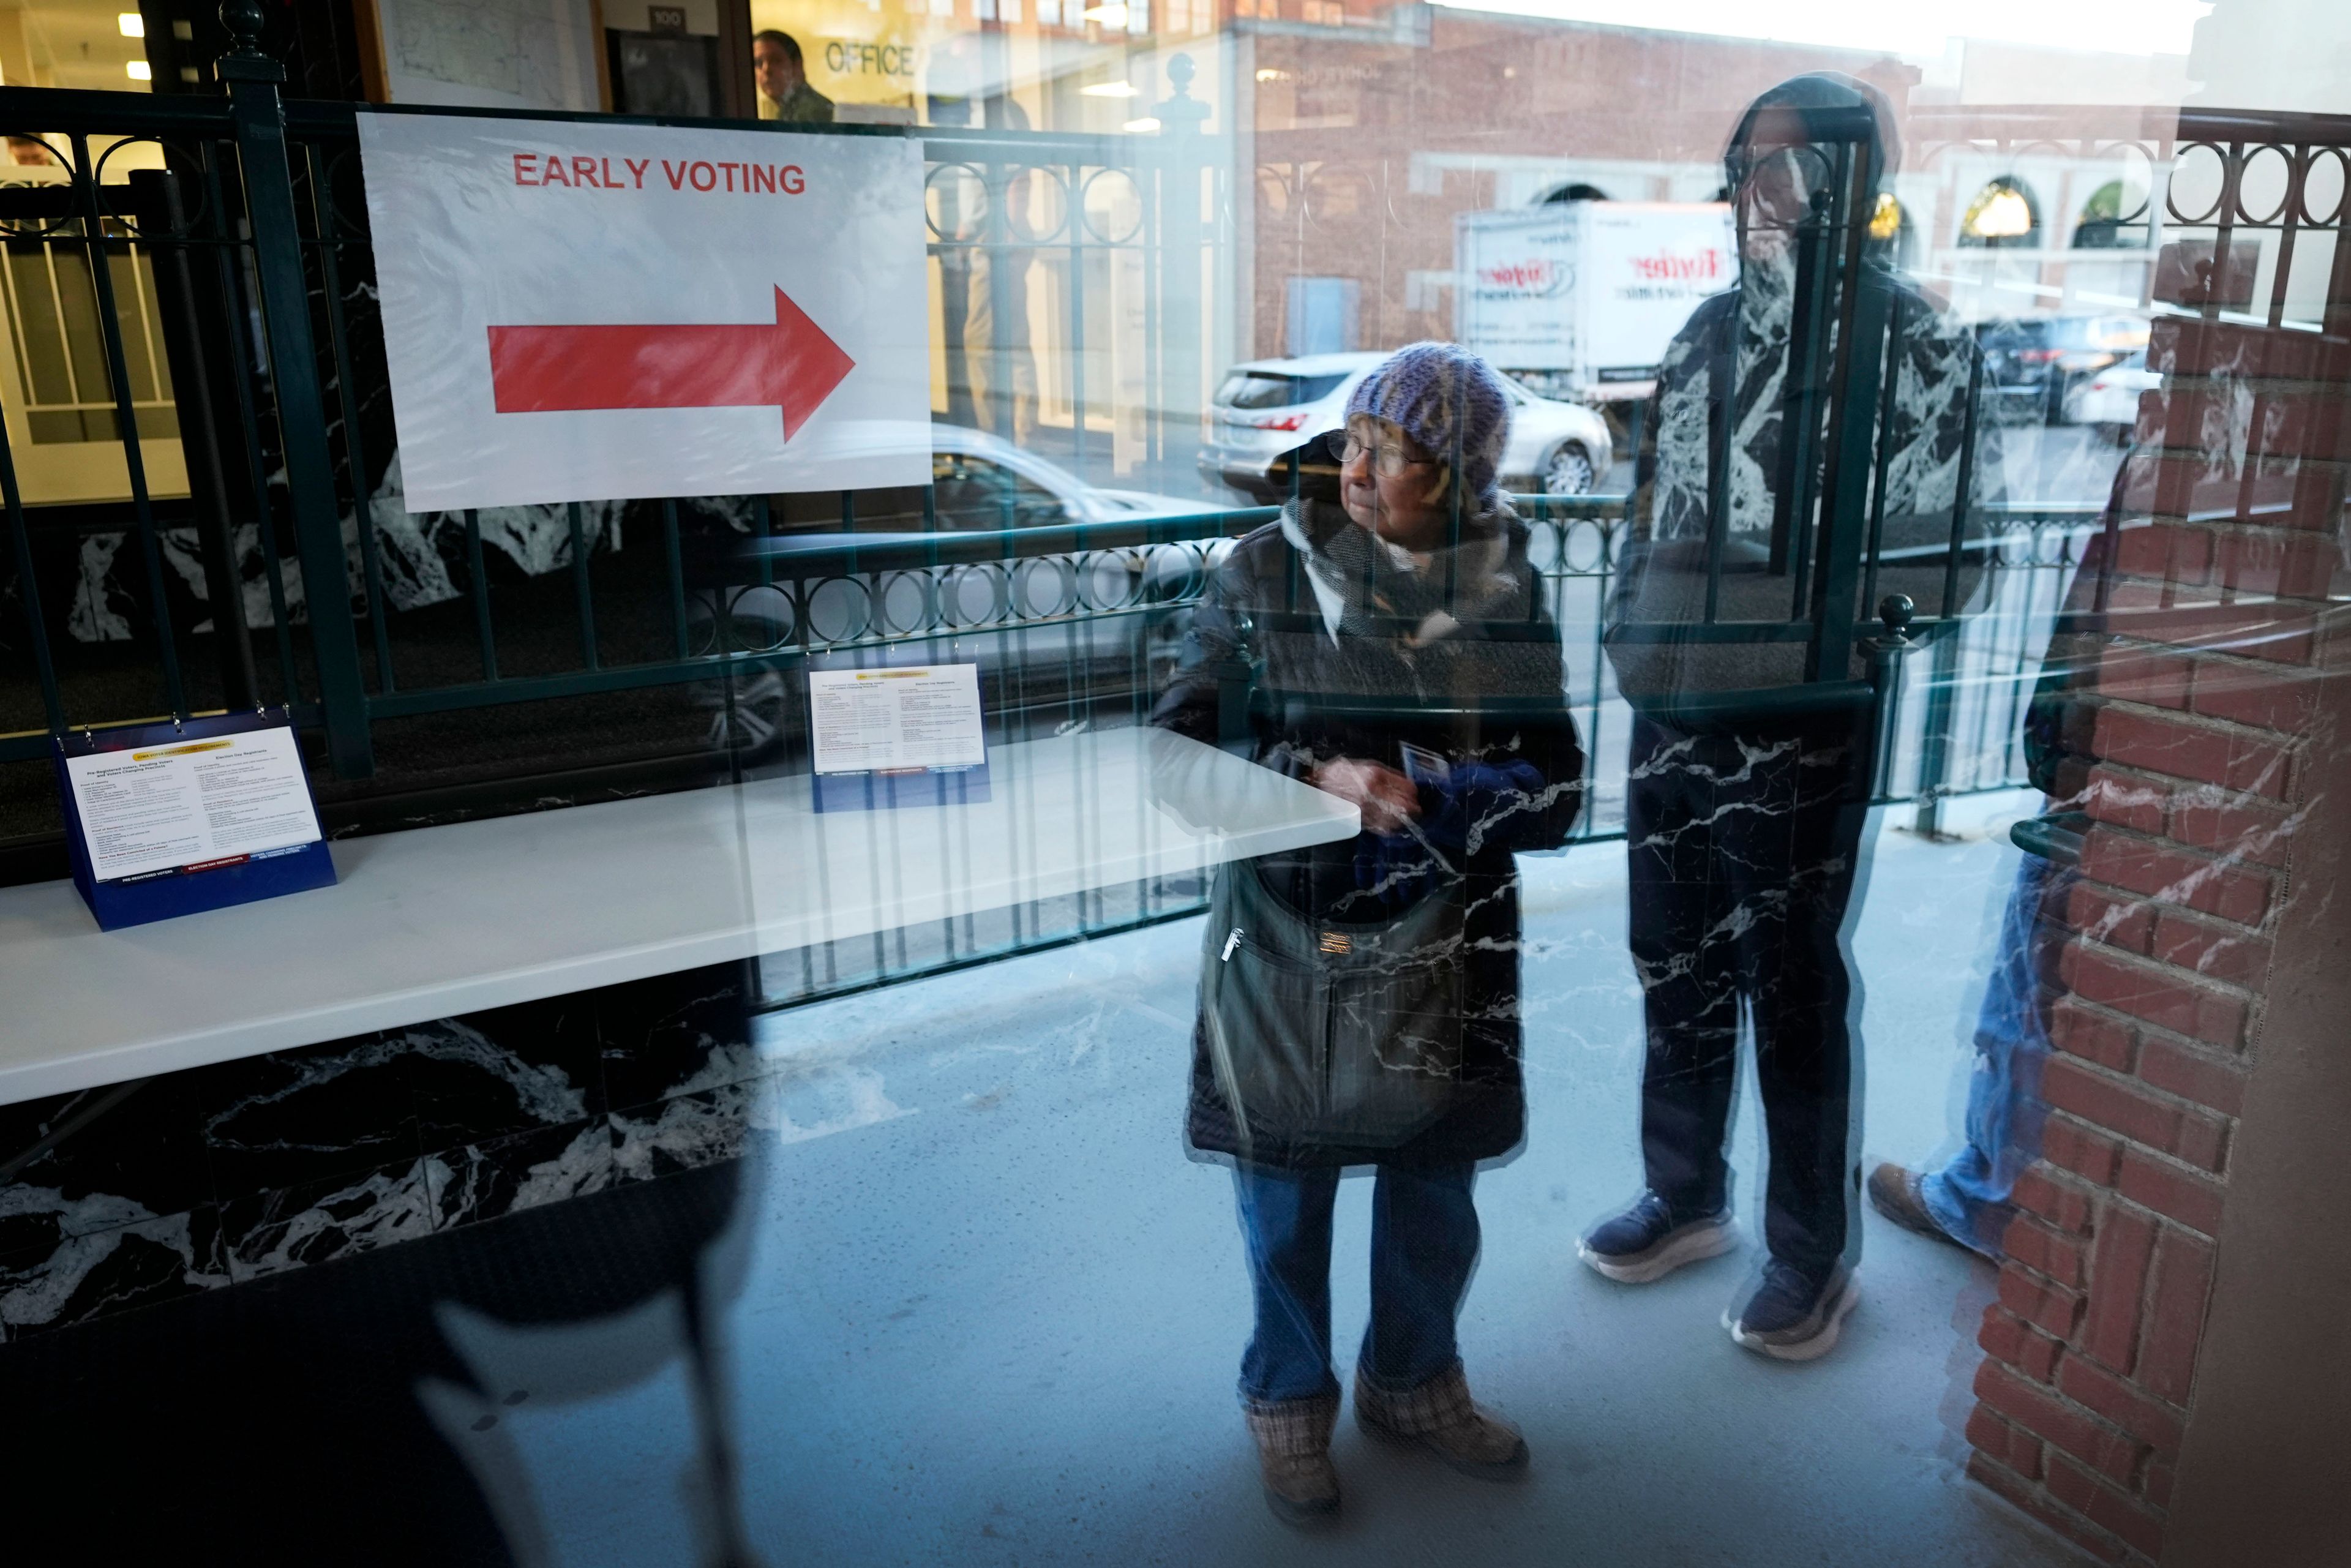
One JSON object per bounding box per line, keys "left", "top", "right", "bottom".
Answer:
{"left": 482, "top": 789, "right": 2083, "bottom": 1567}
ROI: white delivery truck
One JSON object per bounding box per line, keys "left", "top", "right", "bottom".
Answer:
{"left": 1455, "top": 201, "right": 1735, "bottom": 406}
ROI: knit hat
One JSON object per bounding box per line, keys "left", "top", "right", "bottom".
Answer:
{"left": 1343, "top": 341, "right": 1514, "bottom": 508}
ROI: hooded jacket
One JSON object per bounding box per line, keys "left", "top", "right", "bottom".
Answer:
{"left": 1606, "top": 73, "right": 2006, "bottom": 721}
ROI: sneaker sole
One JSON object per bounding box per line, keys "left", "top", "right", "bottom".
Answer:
{"left": 1577, "top": 1217, "right": 1740, "bottom": 1285}
{"left": 1723, "top": 1274, "right": 1861, "bottom": 1362}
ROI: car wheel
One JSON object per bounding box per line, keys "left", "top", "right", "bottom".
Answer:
{"left": 1542, "top": 443, "right": 1597, "bottom": 496}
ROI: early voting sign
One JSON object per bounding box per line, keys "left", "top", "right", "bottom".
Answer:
{"left": 358, "top": 111, "right": 929, "bottom": 511}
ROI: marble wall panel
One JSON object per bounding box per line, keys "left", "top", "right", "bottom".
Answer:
{"left": 429, "top": 1119, "right": 615, "bottom": 1231}
{"left": 191, "top": 1038, "right": 426, "bottom": 1195}
{"left": 0, "top": 1208, "right": 228, "bottom": 1338}
{"left": 407, "top": 997, "right": 606, "bottom": 1150}
{"left": 595, "top": 959, "right": 762, "bottom": 1114}
{"left": 222, "top": 1155, "right": 441, "bottom": 1283}
{"left": 609, "top": 1078, "right": 771, "bottom": 1187}
{"left": 0, "top": 959, "right": 757, "bottom": 1341}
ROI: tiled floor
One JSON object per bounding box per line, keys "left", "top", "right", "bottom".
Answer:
{"left": 1, "top": 791, "right": 2087, "bottom": 1568}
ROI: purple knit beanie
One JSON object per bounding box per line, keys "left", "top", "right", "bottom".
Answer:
{"left": 1344, "top": 341, "right": 1513, "bottom": 506}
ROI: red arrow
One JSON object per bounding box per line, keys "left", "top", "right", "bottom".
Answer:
{"left": 486, "top": 286, "right": 854, "bottom": 438}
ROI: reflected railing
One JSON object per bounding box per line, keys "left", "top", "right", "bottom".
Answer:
{"left": 0, "top": 67, "right": 2135, "bottom": 1008}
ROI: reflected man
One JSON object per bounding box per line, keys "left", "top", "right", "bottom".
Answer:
{"left": 1583, "top": 73, "right": 2000, "bottom": 1360}
{"left": 753, "top": 30, "right": 834, "bottom": 124}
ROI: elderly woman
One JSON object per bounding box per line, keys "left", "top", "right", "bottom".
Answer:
{"left": 1150, "top": 342, "right": 1583, "bottom": 1525}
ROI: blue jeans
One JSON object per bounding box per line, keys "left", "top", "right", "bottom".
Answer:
{"left": 1232, "top": 1162, "right": 1480, "bottom": 1406}
{"left": 1921, "top": 848, "right": 2074, "bottom": 1256}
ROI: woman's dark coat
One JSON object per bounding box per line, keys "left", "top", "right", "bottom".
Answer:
{"left": 1149, "top": 499, "right": 1584, "bottom": 1169}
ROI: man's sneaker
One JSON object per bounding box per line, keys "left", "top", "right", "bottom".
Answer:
{"left": 1866, "top": 1161, "right": 1979, "bottom": 1255}
{"left": 1724, "top": 1259, "right": 1860, "bottom": 1362}
{"left": 1577, "top": 1191, "right": 1738, "bottom": 1284}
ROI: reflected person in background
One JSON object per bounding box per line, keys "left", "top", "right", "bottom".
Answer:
{"left": 928, "top": 32, "right": 1040, "bottom": 444}
{"left": 752, "top": 30, "right": 834, "bottom": 124}
{"left": 1151, "top": 343, "right": 1583, "bottom": 1525}
{"left": 1867, "top": 462, "right": 2125, "bottom": 1256}
{"left": 1584, "top": 73, "right": 1998, "bottom": 1360}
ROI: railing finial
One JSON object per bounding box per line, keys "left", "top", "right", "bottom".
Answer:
{"left": 220, "top": 1, "right": 268, "bottom": 59}
{"left": 215, "top": 0, "right": 284, "bottom": 83}
{"left": 1152, "top": 53, "right": 1210, "bottom": 136}
{"left": 1877, "top": 593, "right": 1916, "bottom": 641}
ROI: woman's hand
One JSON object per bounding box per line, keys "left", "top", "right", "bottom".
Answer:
{"left": 1309, "top": 758, "right": 1422, "bottom": 834}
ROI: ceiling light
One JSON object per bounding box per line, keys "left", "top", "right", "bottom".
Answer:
{"left": 125, "top": 59, "right": 152, "bottom": 81}
{"left": 1082, "top": 3, "right": 1128, "bottom": 23}
{"left": 1081, "top": 81, "right": 1139, "bottom": 97}
{"left": 1123, "top": 116, "right": 1161, "bottom": 133}
{"left": 118, "top": 12, "right": 144, "bottom": 37}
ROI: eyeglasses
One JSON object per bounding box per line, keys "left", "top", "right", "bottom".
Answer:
{"left": 1327, "top": 429, "right": 1433, "bottom": 478}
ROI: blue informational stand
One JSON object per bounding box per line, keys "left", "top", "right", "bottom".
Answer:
{"left": 811, "top": 757, "right": 992, "bottom": 813}
{"left": 54, "top": 710, "right": 338, "bottom": 931}
{"left": 805, "top": 658, "right": 992, "bottom": 813}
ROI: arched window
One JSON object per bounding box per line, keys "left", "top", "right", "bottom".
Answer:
{"left": 2072, "top": 179, "right": 2151, "bottom": 249}
{"left": 1540, "top": 181, "right": 1611, "bottom": 205}
{"left": 1868, "top": 191, "right": 1913, "bottom": 264}
{"left": 1959, "top": 176, "right": 2040, "bottom": 247}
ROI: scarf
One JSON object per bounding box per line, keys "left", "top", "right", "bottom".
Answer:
{"left": 1277, "top": 498, "right": 1528, "bottom": 648}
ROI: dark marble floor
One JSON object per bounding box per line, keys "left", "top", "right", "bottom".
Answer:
{"left": 1, "top": 1157, "right": 749, "bottom": 1566}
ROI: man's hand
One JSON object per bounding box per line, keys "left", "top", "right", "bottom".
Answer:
{"left": 1309, "top": 758, "right": 1421, "bottom": 834}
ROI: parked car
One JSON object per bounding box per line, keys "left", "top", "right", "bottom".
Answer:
{"left": 761, "top": 420, "right": 1232, "bottom": 535}
{"left": 693, "top": 424, "right": 1237, "bottom": 757}
{"left": 2061, "top": 349, "right": 2160, "bottom": 441}
{"left": 1198, "top": 351, "right": 1616, "bottom": 502}
{"left": 1974, "top": 313, "right": 2151, "bottom": 426}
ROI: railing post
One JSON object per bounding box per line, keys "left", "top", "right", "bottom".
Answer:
{"left": 216, "top": 0, "right": 373, "bottom": 777}
{"left": 132, "top": 167, "right": 259, "bottom": 711}
{"left": 1863, "top": 593, "right": 1914, "bottom": 801}
{"left": 1911, "top": 625, "right": 1962, "bottom": 839}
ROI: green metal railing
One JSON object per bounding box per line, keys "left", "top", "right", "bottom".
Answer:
{"left": 0, "top": 23, "right": 1223, "bottom": 782}
{"left": 0, "top": 31, "right": 2123, "bottom": 1009}
{"left": 0, "top": 24, "right": 2096, "bottom": 969}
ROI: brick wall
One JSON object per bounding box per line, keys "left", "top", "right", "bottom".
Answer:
{"left": 1960, "top": 309, "right": 2348, "bottom": 1564}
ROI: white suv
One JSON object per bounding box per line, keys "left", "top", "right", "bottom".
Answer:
{"left": 1199, "top": 351, "right": 1616, "bottom": 501}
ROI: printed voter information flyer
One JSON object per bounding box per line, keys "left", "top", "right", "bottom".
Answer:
{"left": 54, "top": 711, "right": 337, "bottom": 929}
{"left": 66, "top": 726, "right": 320, "bottom": 882}
{"left": 808, "top": 664, "right": 991, "bottom": 811}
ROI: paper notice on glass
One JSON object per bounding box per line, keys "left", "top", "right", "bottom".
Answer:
{"left": 808, "top": 664, "right": 990, "bottom": 811}
{"left": 63, "top": 724, "right": 324, "bottom": 883}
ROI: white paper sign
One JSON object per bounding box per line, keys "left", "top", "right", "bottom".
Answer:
{"left": 358, "top": 111, "right": 929, "bottom": 511}
{"left": 64, "top": 727, "right": 323, "bottom": 882}
{"left": 809, "top": 665, "right": 986, "bottom": 775}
